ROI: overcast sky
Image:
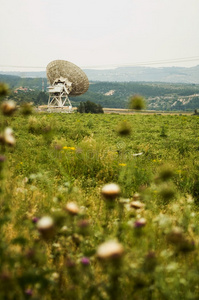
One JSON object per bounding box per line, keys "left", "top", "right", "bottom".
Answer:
{"left": 0, "top": 0, "right": 199, "bottom": 70}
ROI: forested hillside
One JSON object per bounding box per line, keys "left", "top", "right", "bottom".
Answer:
{"left": 0, "top": 74, "right": 199, "bottom": 111}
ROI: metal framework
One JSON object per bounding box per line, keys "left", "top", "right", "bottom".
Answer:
{"left": 48, "top": 77, "right": 72, "bottom": 111}
{"left": 46, "top": 60, "right": 89, "bottom": 112}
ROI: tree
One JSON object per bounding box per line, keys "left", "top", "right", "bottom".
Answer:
{"left": 77, "top": 101, "right": 104, "bottom": 114}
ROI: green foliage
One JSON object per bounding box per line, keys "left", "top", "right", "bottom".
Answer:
{"left": 1, "top": 74, "right": 199, "bottom": 110}
{"left": 129, "top": 94, "right": 146, "bottom": 110}
{"left": 0, "top": 82, "right": 9, "bottom": 98}
{"left": 1, "top": 108, "right": 199, "bottom": 299}
{"left": 77, "top": 100, "right": 104, "bottom": 114}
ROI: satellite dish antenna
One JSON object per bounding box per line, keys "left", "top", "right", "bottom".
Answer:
{"left": 46, "top": 60, "right": 89, "bottom": 112}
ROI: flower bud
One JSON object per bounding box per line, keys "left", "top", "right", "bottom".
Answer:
{"left": 134, "top": 218, "right": 147, "bottom": 228}
{"left": 97, "top": 240, "right": 124, "bottom": 260}
{"left": 101, "top": 183, "right": 121, "bottom": 200}
{"left": 25, "top": 289, "right": 33, "bottom": 296}
{"left": 81, "top": 257, "right": 90, "bottom": 266}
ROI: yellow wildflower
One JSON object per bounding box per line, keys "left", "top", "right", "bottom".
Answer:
{"left": 118, "top": 163, "right": 126, "bottom": 166}
{"left": 62, "top": 146, "right": 76, "bottom": 150}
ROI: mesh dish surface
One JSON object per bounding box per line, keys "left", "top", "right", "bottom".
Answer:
{"left": 46, "top": 60, "right": 89, "bottom": 96}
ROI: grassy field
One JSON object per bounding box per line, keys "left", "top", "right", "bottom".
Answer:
{"left": 1, "top": 110, "right": 199, "bottom": 299}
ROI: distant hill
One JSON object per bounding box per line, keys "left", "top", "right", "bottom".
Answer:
{"left": 1, "top": 65, "right": 199, "bottom": 83}
{"left": 0, "top": 74, "right": 199, "bottom": 111}
{"left": 84, "top": 65, "right": 199, "bottom": 83}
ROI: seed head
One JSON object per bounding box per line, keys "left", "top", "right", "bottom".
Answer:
{"left": 37, "top": 216, "right": 54, "bottom": 239}
{"left": 130, "top": 201, "right": 145, "bottom": 210}
{"left": 1, "top": 100, "right": 16, "bottom": 116}
{"left": 3, "top": 127, "right": 16, "bottom": 146}
{"left": 65, "top": 202, "right": 79, "bottom": 215}
{"left": 101, "top": 183, "right": 121, "bottom": 200}
{"left": 97, "top": 240, "right": 124, "bottom": 260}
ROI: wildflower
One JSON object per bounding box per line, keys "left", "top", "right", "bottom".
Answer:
{"left": 134, "top": 218, "right": 147, "bottom": 228}
{"left": 1, "top": 100, "right": 16, "bottom": 116}
{"left": 63, "top": 146, "right": 76, "bottom": 150}
{"left": 32, "top": 217, "right": 39, "bottom": 224}
{"left": 118, "top": 163, "right": 126, "bottom": 166}
{"left": 81, "top": 257, "right": 90, "bottom": 266}
{"left": 65, "top": 202, "right": 79, "bottom": 215}
{"left": 101, "top": 183, "right": 121, "bottom": 200}
{"left": 3, "top": 127, "right": 16, "bottom": 146}
{"left": 97, "top": 240, "right": 124, "bottom": 260}
{"left": 25, "top": 289, "right": 33, "bottom": 296}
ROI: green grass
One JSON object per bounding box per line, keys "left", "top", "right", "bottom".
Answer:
{"left": 1, "top": 111, "right": 199, "bottom": 299}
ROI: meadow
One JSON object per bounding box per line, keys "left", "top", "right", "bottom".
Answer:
{"left": 1, "top": 107, "right": 199, "bottom": 299}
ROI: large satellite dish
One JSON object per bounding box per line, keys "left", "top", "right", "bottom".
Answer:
{"left": 46, "top": 60, "right": 89, "bottom": 111}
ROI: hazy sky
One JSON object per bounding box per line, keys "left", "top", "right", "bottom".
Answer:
{"left": 1, "top": 0, "right": 199, "bottom": 70}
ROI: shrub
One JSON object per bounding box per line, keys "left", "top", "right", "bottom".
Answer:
{"left": 77, "top": 101, "right": 104, "bottom": 114}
